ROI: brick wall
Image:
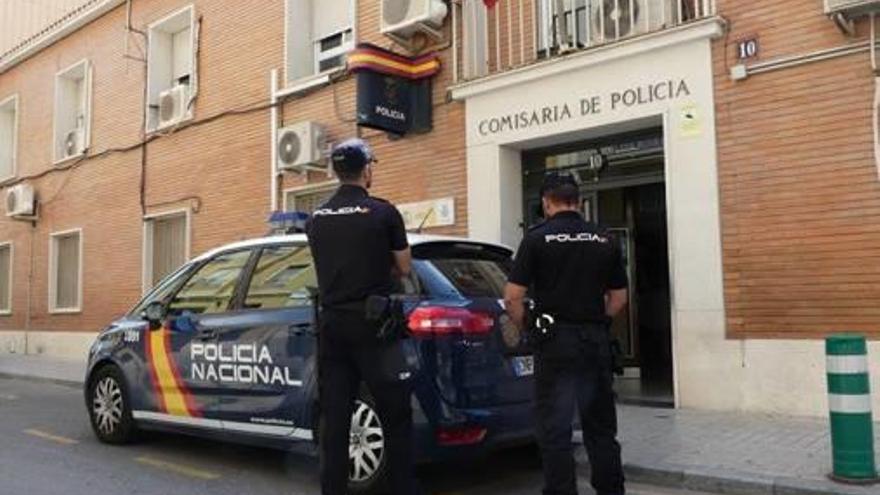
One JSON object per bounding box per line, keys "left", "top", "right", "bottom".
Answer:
{"left": 0, "top": 0, "right": 469, "bottom": 333}
{"left": 714, "top": 0, "right": 880, "bottom": 338}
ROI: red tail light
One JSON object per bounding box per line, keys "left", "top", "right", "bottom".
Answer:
{"left": 408, "top": 306, "right": 495, "bottom": 337}
{"left": 436, "top": 426, "right": 488, "bottom": 446}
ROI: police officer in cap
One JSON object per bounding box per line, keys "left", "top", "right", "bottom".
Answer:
{"left": 307, "top": 138, "right": 420, "bottom": 495}
{"left": 504, "top": 172, "right": 629, "bottom": 495}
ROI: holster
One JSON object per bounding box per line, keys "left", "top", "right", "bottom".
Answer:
{"left": 365, "top": 295, "right": 407, "bottom": 343}
{"left": 524, "top": 302, "right": 556, "bottom": 349}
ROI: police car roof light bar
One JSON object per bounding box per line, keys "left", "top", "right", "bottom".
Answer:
{"left": 267, "top": 211, "right": 310, "bottom": 235}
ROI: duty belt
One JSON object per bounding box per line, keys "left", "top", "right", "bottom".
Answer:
{"left": 322, "top": 300, "right": 367, "bottom": 312}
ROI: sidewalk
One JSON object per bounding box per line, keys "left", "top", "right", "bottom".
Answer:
{"left": 612, "top": 407, "right": 880, "bottom": 495}
{"left": 2, "top": 353, "right": 878, "bottom": 495}
{"left": 0, "top": 353, "right": 85, "bottom": 387}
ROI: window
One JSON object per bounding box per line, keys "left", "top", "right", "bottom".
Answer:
{"left": 53, "top": 60, "right": 91, "bottom": 162}
{"left": 284, "top": 183, "right": 336, "bottom": 214}
{"left": 147, "top": 5, "right": 195, "bottom": 131}
{"left": 0, "top": 243, "right": 11, "bottom": 314}
{"left": 244, "top": 245, "right": 317, "bottom": 310}
{"left": 49, "top": 229, "right": 82, "bottom": 312}
{"left": 131, "top": 263, "right": 193, "bottom": 316}
{"left": 143, "top": 211, "right": 189, "bottom": 292}
{"left": 286, "top": 0, "right": 354, "bottom": 84}
{"left": 167, "top": 250, "right": 252, "bottom": 316}
{"left": 0, "top": 95, "right": 18, "bottom": 181}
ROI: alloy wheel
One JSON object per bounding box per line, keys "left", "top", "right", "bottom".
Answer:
{"left": 92, "top": 376, "right": 124, "bottom": 436}
{"left": 349, "top": 400, "right": 385, "bottom": 483}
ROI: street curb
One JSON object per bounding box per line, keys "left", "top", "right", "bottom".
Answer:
{"left": 624, "top": 462, "right": 879, "bottom": 495}
{"left": 0, "top": 371, "right": 83, "bottom": 389}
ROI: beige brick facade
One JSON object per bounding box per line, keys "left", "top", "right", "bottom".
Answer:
{"left": 713, "top": 0, "right": 880, "bottom": 338}
{"left": 3, "top": 0, "right": 880, "bottom": 349}
{"left": 0, "top": 0, "right": 469, "bottom": 337}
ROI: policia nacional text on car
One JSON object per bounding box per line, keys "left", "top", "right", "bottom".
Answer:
{"left": 307, "top": 139, "right": 421, "bottom": 495}
{"left": 504, "top": 173, "right": 629, "bottom": 495}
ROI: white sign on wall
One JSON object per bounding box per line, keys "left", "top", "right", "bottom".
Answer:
{"left": 399, "top": 197, "right": 455, "bottom": 230}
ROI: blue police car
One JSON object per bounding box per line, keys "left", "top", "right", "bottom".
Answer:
{"left": 84, "top": 233, "right": 536, "bottom": 492}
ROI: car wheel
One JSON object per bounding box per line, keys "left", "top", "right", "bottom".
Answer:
{"left": 87, "top": 365, "right": 137, "bottom": 444}
{"left": 348, "top": 397, "right": 388, "bottom": 494}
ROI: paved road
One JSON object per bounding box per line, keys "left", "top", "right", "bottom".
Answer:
{"left": 0, "top": 377, "right": 712, "bottom": 495}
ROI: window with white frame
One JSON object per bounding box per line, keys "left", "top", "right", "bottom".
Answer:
{"left": 0, "top": 96, "right": 18, "bottom": 181}
{"left": 144, "top": 212, "right": 189, "bottom": 290}
{"left": 284, "top": 183, "right": 336, "bottom": 214}
{"left": 53, "top": 60, "right": 91, "bottom": 162}
{"left": 285, "top": 0, "right": 354, "bottom": 84}
{"left": 147, "top": 5, "right": 195, "bottom": 131}
{"left": 50, "top": 230, "right": 82, "bottom": 312}
{"left": 0, "top": 243, "right": 11, "bottom": 314}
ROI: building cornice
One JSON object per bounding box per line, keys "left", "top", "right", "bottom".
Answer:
{"left": 0, "top": 0, "right": 125, "bottom": 75}
{"left": 449, "top": 17, "right": 727, "bottom": 101}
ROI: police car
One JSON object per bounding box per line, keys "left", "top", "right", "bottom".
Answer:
{"left": 84, "top": 233, "right": 536, "bottom": 492}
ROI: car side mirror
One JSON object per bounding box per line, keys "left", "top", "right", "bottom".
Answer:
{"left": 143, "top": 301, "right": 167, "bottom": 330}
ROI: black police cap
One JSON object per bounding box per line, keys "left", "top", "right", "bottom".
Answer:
{"left": 330, "top": 138, "right": 376, "bottom": 174}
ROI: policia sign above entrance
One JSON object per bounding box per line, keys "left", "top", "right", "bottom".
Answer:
{"left": 477, "top": 79, "right": 692, "bottom": 137}
{"left": 348, "top": 43, "right": 441, "bottom": 136}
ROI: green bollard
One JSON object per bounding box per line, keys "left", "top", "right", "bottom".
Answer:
{"left": 826, "top": 334, "right": 879, "bottom": 484}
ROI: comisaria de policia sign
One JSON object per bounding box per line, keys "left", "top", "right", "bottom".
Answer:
{"left": 477, "top": 79, "right": 692, "bottom": 137}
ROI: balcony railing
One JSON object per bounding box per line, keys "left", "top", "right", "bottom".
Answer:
{"left": 452, "top": 0, "right": 716, "bottom": 83}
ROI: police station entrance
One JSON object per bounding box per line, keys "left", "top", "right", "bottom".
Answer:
{"left": 522, "top": 128, "right": 673, "bottom": 406}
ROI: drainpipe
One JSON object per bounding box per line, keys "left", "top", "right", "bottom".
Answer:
{"left": 269, "top": 69, "right": 280, "bottom": 212}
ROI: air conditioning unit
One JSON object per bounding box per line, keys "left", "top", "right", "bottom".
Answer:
{"left": 381, "top": 0, "right": 448, "bottom": 40}
{"left": 5, "top": 184, "right": 35, "bottom": 218}
{"left": 825, "top": 0, "right": 880, "bottom": 16}
{"left": 63, "top": 127, "right": 86, "bottom": 158}
{"left": 590, "top": 0, "right": 674, "bottom": 43}
{"left": 157, "top": 84, "right": 189, "bottom": 129}
{"left": 276, "top": 122, "right": 327, "bottom": 172}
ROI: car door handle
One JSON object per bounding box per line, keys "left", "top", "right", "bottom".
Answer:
{"left": 196, "top": 329, "right": 217, "bottom": 341}
{"left": 289, "top": 323, "right": 312, "bottom": 336}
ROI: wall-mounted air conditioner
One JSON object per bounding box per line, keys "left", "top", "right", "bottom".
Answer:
{"left": 590, "top": 0, "right": 671, "bottom": 43}
{"left": 277, "top": 122, "right": 327, "bottom": 172}
{"left": 381, "top": 0, "right": 448, "bottom": 41}
{"left": 5, "top": 184, "right": 35, "bottom": 218}
{"left": 157, "top": 84, "right": 190, "bottom": 129}
{"left": 825, "top": 0, "right": 880, "bottom": 17}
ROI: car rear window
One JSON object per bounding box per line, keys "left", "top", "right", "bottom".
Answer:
{"left": 413, "top": 243, "right": 512, "bottom": 299}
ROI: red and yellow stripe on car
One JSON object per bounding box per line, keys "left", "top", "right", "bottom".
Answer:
{"left": 145, "top": 327, "right": 200, "bottom": 417}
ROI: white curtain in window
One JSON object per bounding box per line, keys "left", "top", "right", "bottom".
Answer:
{"left": 312, "top": 0, "right": 352, "bottom": 39}
{"left": 55, "top": 233, "right": 80, "bottom": 309}
{"left": 0, "top": 246, "right": 9, "bottom": 311}
{"left": 151, "top": 215, "right": 187, "bottom": 287}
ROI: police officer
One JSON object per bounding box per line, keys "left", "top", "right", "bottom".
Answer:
{"left": 307, "top": 138, "right": 420, "bottom": 495}
{"left": 504, "top": 173, "right": 629, "bottom": 495}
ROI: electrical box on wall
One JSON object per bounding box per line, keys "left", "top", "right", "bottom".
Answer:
{"left": 825, "top": 0, "right": 880, "bottom": 17}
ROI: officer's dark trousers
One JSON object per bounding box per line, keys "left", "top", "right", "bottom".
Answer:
{"left": 318, "top": 310, "right": 419, "bottom": 495}
{"left": 535, "top": 324, "right": 625, "bottom": 495}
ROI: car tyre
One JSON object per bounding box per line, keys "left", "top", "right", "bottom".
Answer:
{"left": 348, "top": 394, "right": 388, "bottom": 495}
{"left": 87, "top": 365, "right": 138, "bottom": 444}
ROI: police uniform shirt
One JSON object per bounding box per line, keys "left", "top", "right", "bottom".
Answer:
{"left": 307, "top": 184, "right": 409, "bottom": 307}
{"left": 509, "top": 211, "right": 628, "bottom": 324}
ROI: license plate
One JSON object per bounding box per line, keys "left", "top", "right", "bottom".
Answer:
{"left": 512, "top": 356, "right": 534, "bottom": 377}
